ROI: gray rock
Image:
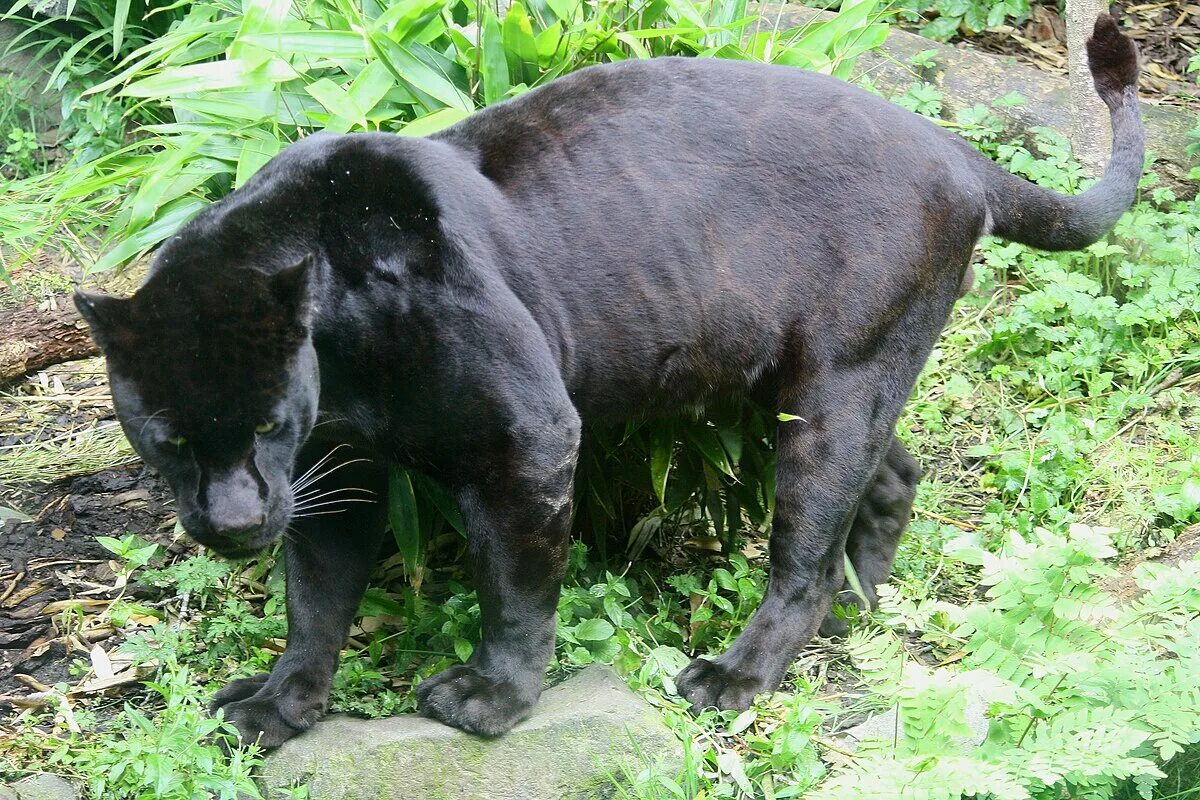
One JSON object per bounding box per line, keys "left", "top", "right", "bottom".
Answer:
{"left": 0, "top": 784, "right": 17, "bottom": 800}
{"left": 0, "top": 20, "right": 66, "bottom": 130}
{"left": 260, "top": 665, "right": 681, "bottom": 800}
{"left": 30, "top": 1, "right": 70, "bottom": 16}
{"left": 842, "top": 706, "right": 902, "bottom": 746}
{"left": 843, "top": 690, "right": 989, "bottom": 751}
{"left": 10, "top": 775, "right": 77, "bottom": 800}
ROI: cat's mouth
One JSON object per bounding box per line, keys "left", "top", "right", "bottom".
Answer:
{"left": 208, "top": 539, "right": 272, "bottom": 560}
{"left": 189, "top": 527, "right": 279, "bottom": 560}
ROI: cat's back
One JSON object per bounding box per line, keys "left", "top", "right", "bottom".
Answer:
{"left": 435, "top": 56, "right": 959, "bottom": 198}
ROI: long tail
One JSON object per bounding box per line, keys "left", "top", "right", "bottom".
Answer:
{"left": 981, "top": 15, "right": 1144, "bottom": 251}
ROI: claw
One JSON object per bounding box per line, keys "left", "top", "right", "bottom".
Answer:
{"left": 676, "top": 657, "right": 765, "bottom": 712}
{"left": 417, "top": 664, "right": 537, "bottom": 737}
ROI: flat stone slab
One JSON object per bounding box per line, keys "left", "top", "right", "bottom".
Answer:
{"left": 259, "top": 665, "right": 681, "bottom": 800}
{"left": 4, "top": 775, "right": 77, "bottom": 800}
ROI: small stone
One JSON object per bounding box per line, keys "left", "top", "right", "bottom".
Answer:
{"left": 842, "top": 690, "right": 989, "bottom": 751}
{"left": 260, "top": 665, "right": 682, "bottom": 800}
{"left": 11, "top": 774, "right": 77, "bottom": 800}
{"left": 842, "top": 705, "right": 901, "bottom": 746}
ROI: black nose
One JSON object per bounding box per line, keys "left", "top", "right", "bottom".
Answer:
{"left": 209, "top": 511, "right": 266, "bottom": 538}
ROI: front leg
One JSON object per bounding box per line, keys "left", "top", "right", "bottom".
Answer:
{"left": 417, "top": 413, "right": 580, "bottom": 737}
{"left": 212, "top": 445, "right": 386, "bottom": 748}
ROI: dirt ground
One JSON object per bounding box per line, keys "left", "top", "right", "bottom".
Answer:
{"left": 943, "top": 0, "right": 1200, "bottom": 105}
{"left": 0, "top": 465, "right": 178, "bottom": 697}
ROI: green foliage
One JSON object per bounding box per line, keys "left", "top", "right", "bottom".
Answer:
{"left": 0, "top": 73, "right": 48, "bottom": 180}
{"left": 579, "top": 405, "right": 778, "bottom": 563}
{"left": 5, "top": 126, "right": 43, "bottom": 177}
{"left": 27, "top": 651, "right": 264, "bottom": 800}
{"left": 665, "top": 553, "right": 764, "bottom": 652}
{"left": 0, "top": 0, "right": 888, "bottom": 277}
{"left": 0, "top": 504, "right": 34, "bottom": 523}
{"left": 96, "top": 533, "right": 160, "bottom": 573}
{"left": 141, "top": 553, "right": 232, "bottom": 603}
{"left": 891, "top": 0, "right": 1032, "bottom": 41}
{"left": 814, "top": 525, "right": 1200, "bottom": 800}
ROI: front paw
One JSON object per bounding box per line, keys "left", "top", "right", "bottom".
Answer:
{"left": 416, "top": 665, "right": 537, "bottom": 737}
{"left": 211, "top": 673, "right": 271, "bottom": 709}
{"left": 676, "top": 657, "right": 767, "bottom": 712}
{"left": 217, "top": 694, "right": 314, "bottom": 749}
{"left": 211, "top": 673, "right": 324, "bottom": 749}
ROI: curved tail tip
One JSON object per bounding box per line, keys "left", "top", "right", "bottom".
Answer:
{"left": 1086, "top": 14, "right": 1139, "bottom": 104}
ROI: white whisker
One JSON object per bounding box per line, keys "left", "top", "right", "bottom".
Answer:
{"left": 293, "top": 486, "right": 377, "bottom": 503}
{"left": 292, "top": 498, "right": 377, "bottom": 513}
{"left": 291, "top": 508, "right": 351, "bottom": 518}
{"left": 290, "top": 458, "right": 371, "bottom": 493}
{"left": 290, "top": 444, "right": 350, "bottom": 490}
{"left": 134, "top": 408, "right": 170, "bottom": 438}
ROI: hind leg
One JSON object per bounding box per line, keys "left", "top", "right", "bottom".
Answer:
{"left": 818, "top": 436, "right": 921, "bottom": 637}
{"left": 675, "top": 250, "right": 965, "bottom": 712}
{"left": 676, "top": 361, "right": 923, "bottom": 711}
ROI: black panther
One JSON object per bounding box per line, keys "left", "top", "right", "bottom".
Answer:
{"left": 74, "top": 16, "right": 1142, "bottom": 748}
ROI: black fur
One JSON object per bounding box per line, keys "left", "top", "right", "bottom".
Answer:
{"left": 985, "top": 14, "right": 1143, "bottom": 250}
{"left": 76, "top": 17, "right": 1142, "bottom": 747}
{"left": 1087, "top": 15, "right": 1139, "bottom": 104}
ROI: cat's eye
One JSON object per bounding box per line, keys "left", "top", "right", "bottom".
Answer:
{"left": 256, "top": 421, "right": 281, "bottom": 436}
{"left": 167, "top": 436, "right": 188, "bottom": 447}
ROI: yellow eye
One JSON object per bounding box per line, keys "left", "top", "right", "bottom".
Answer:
{"left": 167, "top": 436, "right": 188, "bottom": 447}
{"left": 256, "top": 421, "right": 280, "bottom": 435}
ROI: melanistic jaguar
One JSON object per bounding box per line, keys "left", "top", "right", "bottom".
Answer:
{"left": 76, "top": 16, "right": 1142, "bottom": 747}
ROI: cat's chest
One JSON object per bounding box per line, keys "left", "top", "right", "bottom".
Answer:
{"left": 312, "top": 378, "right": 442, "bottom": 467}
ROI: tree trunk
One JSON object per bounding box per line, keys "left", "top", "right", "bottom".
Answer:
{"left": 1066, "top": 0, "right": 1113, "bottom": 176}
{"left": 0, "top": 297, "right": 98, "bottom": 385}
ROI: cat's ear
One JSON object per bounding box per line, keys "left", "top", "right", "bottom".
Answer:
{"left": 270, "top": 254, "right": 315, "bottom": 326}
{"left": 74, "top": 290, "right": 134, "bottom": 353}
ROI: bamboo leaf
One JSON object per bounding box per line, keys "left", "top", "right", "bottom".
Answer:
{"left": 502, "top": 2, "right": 539, "bottom": 86}
{"left": 372, "top": 38, "right": 471, "bottom": 112}
{"left": 305, "top": 78, "right": 362, "bottom": 126}
{"left": 398, "top": 107, "right": 470, "bottom": 136}
{"left": 128, "top": 134, "right": 208, "bottom": 231}
{"left": 688, "top": 426, "right": 736, "bottom": 478}
{"left": 347, "top": 60, "right": 396, "bottom": 117}
{"left": 91, "top": 197, "right": 209, "bottom": 273}
{"left": 650, "top": 429, "right": 674, "bottom": 505}
{"left": 121, "top": 57, "right": 301, "bottom": 98}
{"left": 374, "top": 0, "right": 447, "bottom": 43}
{"left": 388, "top": 466, "right": 424, "bottom": 584}
{"left": 480, "top": 8, "right": 510, "bottom": 106}
{"left": 234, "top": 132, "right": 281, "bottom": 189}
{"left": 238, "top": 30, "right": 369, "bottom": 60}
{"left": 411, "top": 473, "right": 465, "bottom": 536}
{"left": 0, "top": 506, "right": 33, "bottom": 523}
{"left": 112, "top": 0, "right": 131, "bottom": 56}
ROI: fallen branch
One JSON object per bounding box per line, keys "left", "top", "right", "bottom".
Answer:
{"left": 0, "top": 295, "right": 98, "bottom": 386}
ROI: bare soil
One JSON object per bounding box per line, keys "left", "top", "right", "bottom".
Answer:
{"left": 0, "top": 465, "right": 178, "bottom": 696}
{"left": 907, "top": 1, "right": 1200, "bottom": 106}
